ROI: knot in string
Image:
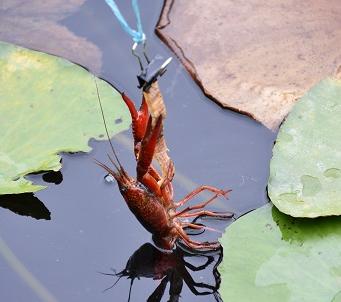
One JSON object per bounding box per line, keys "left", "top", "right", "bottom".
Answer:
{"left": 105, "top": 0, "right": 146, "bottom": 44}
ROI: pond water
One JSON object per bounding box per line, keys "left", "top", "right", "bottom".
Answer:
{"left": 0, "top": 1, "right": 276, "bottom": 301}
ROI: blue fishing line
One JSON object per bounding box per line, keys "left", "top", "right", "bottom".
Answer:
{"left": 105, "top": 0, "right": 145, "bottom": 43}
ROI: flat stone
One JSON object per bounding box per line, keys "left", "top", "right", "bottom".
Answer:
{"left": 0, "top": 0, "right": 102, "bottom": 73}
{"left": 156, "top": 0, "right": 341, "bottom": 129}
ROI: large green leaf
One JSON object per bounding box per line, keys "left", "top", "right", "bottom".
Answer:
{"left": 268, "top": 78, "right": 341, "bottom": 217}
{"left": 219, "top": 204, "right": 341, "bottom": 302}
{"left": 0, "top": 41, "right": 130, "bottom": 195}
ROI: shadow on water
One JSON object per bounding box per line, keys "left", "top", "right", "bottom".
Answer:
{"left": 28, "top": 170, "right": 64, "bottom": 186}
{"left": 0, "top": 193, "right": 51, "bottom": 220}
{"left": 100, "top": 242, "right": 223, "bottom": 302}
{"left": 42, "top": 171, "right": 63, "bottom": 185}
{"left": 0, "top": 0, "right": 277, "bottom": 301}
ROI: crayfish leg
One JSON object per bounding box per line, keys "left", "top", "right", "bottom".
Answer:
{"left": 177, "top": 210, "right": 233, "bottom": 219}
{"left": 137, "top": 116, "right": 162, "bottom": 180}
{"left": 175, "top": 225, "right": 221, "bottom": 250}
{"left": 173, "top": 190, "right": 231, "bottom": 218}
{"left": 139, "top": 173, "right": 162, "bottom": 197}
{"left": 134, "top": 116, "right": 164, "bottom": 197}
{"left": 174, "top": 186, "right": 230, "bottom": 208}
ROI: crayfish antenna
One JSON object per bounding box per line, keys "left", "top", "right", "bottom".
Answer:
{"left": 93, "top": 158, "right": 119, "bottom": 179}
{"left": 93, "top": 76, "right": 125, "bottom": 171}
{"left": 107, "top": 154, "right": 130, "bottom": 180}
{"left": 102, "top": 276, "right": 122, "bottom": 292}
{"left": 99, "top": 273, "right": 124, "bottom": 292}
{"left": 98, "top": 268, "right": 127, "bottom": 292}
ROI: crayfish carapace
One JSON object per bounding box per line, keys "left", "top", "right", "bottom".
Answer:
{"left": 95, "top": 80, "right": 233, "bottom": 251}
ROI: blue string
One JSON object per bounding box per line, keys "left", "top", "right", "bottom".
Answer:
{"left": 105, "top": 0, "right": 145, "bottom": 44}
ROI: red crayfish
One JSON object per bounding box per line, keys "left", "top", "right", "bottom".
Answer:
{"left": 96, "top": 81, "right": 233, "bottom": 251}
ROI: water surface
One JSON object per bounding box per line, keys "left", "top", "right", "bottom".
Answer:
{"left": 0, "top": 1, "right": 276, "bottom": 301}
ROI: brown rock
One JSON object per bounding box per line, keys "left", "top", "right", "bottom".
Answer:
{"left": 0, "top": 0, "right": 102, "bottom": 73}
{"left": 156, "top": 0, "right": 341, "bottom": 129}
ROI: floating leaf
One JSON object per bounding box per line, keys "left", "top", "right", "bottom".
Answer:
{"left": 219, "top": 204, "right": 341, "bottom": 302}
{"left": 0, "top": 41, "right": 130, "bottom": 195}
{"left": 156, "top": 0, "right": 341, "bottom": 129}
{"left": 0, "top": 0, "right": 102, "bottom": 73}
{"left": 268, "top": 78, "right": 341, "bottom": 217}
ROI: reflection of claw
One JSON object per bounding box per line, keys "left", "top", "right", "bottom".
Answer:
{"left": 132, "top": 41, "right": 172, "bottom": 91}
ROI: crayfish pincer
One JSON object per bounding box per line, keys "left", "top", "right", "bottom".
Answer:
{"left": 96, "top": 81, "right": 233, "bottom": 251}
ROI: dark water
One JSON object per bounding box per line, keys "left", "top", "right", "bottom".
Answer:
{"left": 0, "top": 1, "right": 276, "bottom": 301}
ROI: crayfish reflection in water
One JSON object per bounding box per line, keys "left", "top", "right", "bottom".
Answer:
{"left": 101, "top": 242, "right": 224, "bottom": 302}
{"left": 96, "top": 82, "right": 233, "bottom": 251}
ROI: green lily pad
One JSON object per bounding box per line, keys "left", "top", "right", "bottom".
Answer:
{"left": 219, "top": 204, "right": 341, "bottom": 302}
{"left": 268, "top": 78, "right": 341, "bottom": 217}
{"left": 0, "top": 41, "right": 130, "bottom": 195}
